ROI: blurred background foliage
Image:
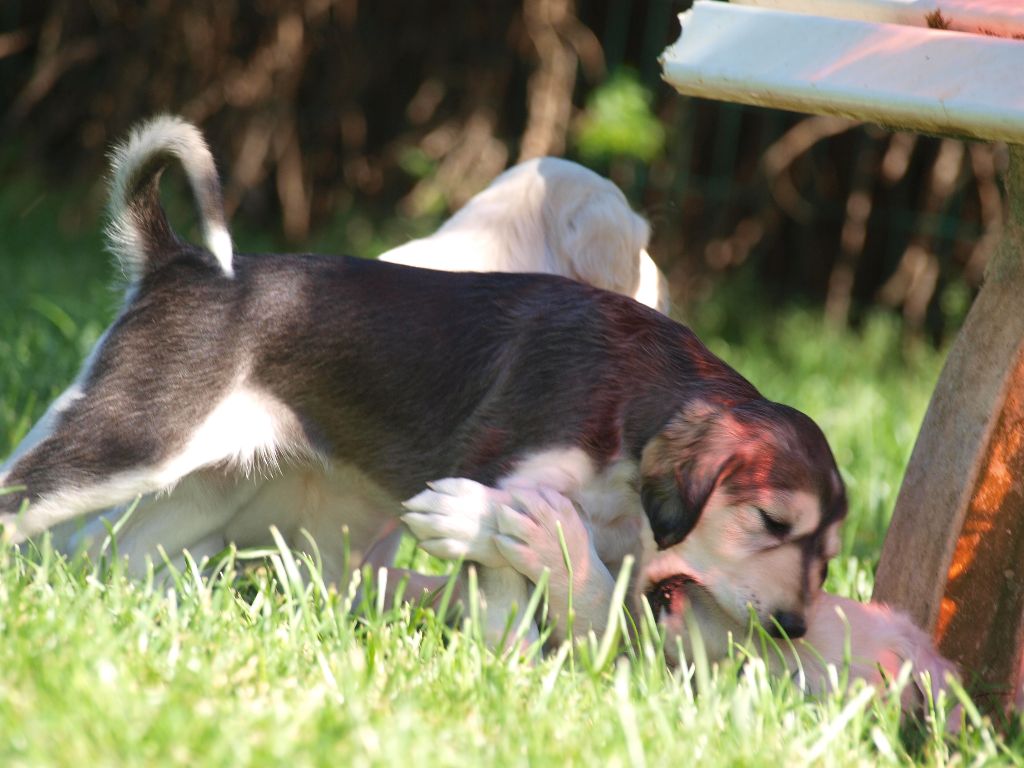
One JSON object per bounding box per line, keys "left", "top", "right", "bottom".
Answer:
{"left": 0, "top": 0, "right": 1007, "bottom": 344}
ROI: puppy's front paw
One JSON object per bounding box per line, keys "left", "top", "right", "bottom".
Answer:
{"left": 491, "top": 488, "right": 591, "bottom": 582}
{"left": 401, "top": 478, "right": 513, "bottom": 568}
{"left": 493, "top": 487, "right": 616, "bottom": 639}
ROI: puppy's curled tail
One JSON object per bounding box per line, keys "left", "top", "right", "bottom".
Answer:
{"left": 106, "top": 115, "right": 233, "bottom": 280}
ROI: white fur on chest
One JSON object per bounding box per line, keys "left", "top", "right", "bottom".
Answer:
{"left": 574, "top": 459, "right": 645, "bottom": 571}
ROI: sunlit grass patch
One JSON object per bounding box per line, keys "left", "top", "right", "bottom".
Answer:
{"left": 0, "top": 538, "right": 993, "bottom": 767}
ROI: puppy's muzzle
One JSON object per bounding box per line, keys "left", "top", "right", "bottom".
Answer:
{"left": 769, "top": 610, "right": 807, "bottom": 639}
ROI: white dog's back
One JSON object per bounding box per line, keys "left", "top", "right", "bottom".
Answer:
{"left": 381, "top": 158, "right": 670, "bottom": 314}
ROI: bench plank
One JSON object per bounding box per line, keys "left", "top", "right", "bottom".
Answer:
{"left": 661, "top": 2, "right": 1024, "bottom": 144}
{"left": 737, "top": 0, "right": 1024, "bottom": 39}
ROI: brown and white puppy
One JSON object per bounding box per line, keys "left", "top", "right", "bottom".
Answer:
{"left": 632, "top": 398, "right": 846, "bottom": 636}
{"left": 0, "top": 116, "right": 843, "bottom": 649}
{"left": 7, "top": 133, "right": 669, "bottom": 597}
{"left": 379, "top": 157, "right": 670, "bottom": 314}
{"left": 403, "top": 480, "right": 958, "bottom": 710}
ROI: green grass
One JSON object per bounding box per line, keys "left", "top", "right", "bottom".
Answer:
{"left": 0, "top": 179, "right": 1016, "bottom": 766}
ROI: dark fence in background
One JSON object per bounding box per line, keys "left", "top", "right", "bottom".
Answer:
{"left": 0, "top": 0, "right": 1005, "bottom": 343}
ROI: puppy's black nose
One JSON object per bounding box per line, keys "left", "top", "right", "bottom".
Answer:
{"left": 769, "top": 611, "right": 807, "bottom": 639}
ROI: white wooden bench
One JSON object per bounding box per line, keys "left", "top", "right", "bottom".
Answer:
{"left": 661, "top": 0, "right": 1024, "bottom": 710}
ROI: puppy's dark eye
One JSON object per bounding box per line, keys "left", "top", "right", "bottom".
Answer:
{"left": 757, "top": 507, "right": 792, "bottom": 538}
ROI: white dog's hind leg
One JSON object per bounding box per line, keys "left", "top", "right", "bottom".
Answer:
{"left": 493, "top": 487, "right": 617, "bottom": 640}
{"left": 473, "top": 564, "right": 540, "bottom": 651}
{"left": 99, "top": 472, "right": 260, "bottom": 577}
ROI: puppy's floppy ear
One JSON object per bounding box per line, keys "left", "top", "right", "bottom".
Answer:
{"left": 640, "top": 401, "right": 733, "bottom": 549}
{"left": 641, "top": 461, "right": 724, "bottom": 549}
{"left": 549, "top": 186, "right": 650, "bottom": 296}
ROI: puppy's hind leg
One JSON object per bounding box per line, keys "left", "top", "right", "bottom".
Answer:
{"left": 1, "top": 115, "right": 239, "bottom": 541}
{"left": 0, "top": 382, "right": 210, "bottom": 544}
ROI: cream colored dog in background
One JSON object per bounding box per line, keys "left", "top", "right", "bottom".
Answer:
{"left": 380, "top": 156, "right": 670, "bottom": 314}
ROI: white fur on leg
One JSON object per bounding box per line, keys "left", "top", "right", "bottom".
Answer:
{"left": 476, "top": 564, "right": 540, "bottom": 652}
{"left": 94, "top": 473, "right": 255, "bottom": 577}
{"left": 499, "top": 447, "right": 596, "bottom": 495}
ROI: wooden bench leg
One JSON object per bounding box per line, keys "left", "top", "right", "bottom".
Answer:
{"left": 873, "top": 145, "right": 1024, "bottom": 710}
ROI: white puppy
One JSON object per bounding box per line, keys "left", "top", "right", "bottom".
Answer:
{"left": 380, "top": 157, "right": 670, "bottom": 314}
